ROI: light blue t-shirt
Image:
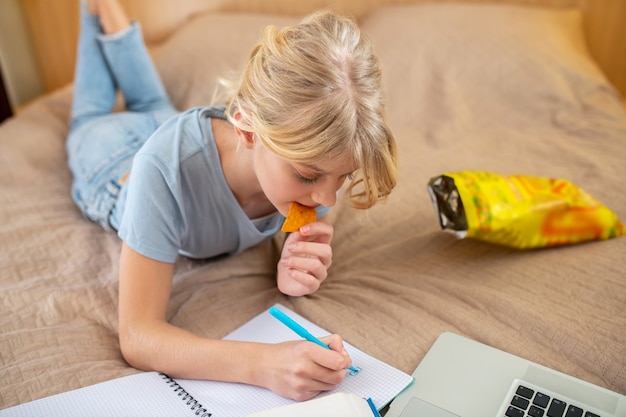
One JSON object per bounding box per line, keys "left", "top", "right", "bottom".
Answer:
{"left": 112, "top": 106, "right": 327, "bottom": 263}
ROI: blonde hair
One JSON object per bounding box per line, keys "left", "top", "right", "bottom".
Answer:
{"left": 218, "top": 10, "right": 397, "bottom": 209}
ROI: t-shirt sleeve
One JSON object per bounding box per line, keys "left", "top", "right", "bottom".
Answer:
{"left": 316, "top": 205, "right": 330, "bottom": 219}
{"left": 117, "top": 152, "right": 183, "bottom": 263}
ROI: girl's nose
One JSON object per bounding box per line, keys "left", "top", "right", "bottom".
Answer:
{"left": 312, "top": 184, "right": 338, "bottom": 208}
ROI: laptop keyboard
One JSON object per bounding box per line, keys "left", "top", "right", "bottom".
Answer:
{"left": 498, "top": 379, "right": 614, "bottom": 417}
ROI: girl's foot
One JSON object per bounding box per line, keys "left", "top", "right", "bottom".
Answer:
{"left": 86, "top": 0, "right": 100, "bottom": 15}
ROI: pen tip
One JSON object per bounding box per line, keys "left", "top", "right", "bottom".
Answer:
{"left": 348, "top": 366, "right": 361, "bottom": 375}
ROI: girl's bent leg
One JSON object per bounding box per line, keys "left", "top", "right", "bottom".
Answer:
{"left": 99, "top": 22, "right": 174, "bottom": 114}
{"left": 70, "top": 1, "right": 117, "bottom": 131}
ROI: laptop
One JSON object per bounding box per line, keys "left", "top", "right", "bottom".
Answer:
{"left": 385, "top": 332, "right": 625, "bottom": 417}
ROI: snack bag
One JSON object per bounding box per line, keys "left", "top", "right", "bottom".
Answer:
{"left": 427, "top": 171, "right": 624, "bottom": 248}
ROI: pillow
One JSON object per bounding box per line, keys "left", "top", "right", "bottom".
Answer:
{"left": 359, "top": 3, "right": 623, "bottom": 135}
{"left": 153, "top": 13, "right": 298, "bottom": 110}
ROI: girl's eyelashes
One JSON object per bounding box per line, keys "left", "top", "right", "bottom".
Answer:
{"left": 296, "top": 172, "right": 320, "bottom": 184}
{"left": 294, "top": 169, "right": 355, "bottom": 185}
{"left": 292, "top": 165, "right": 322, "bottom": 184}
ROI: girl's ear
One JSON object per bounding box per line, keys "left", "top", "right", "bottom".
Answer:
{"left": 234, "top": 126, "right": 255, "bottom": 148}
{"left": 233, "top": 110, "right": 256, "bottom": 149}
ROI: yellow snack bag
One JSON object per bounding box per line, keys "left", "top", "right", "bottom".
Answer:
{"left": 427, "top": 171, "right": 624, "bottom": 248}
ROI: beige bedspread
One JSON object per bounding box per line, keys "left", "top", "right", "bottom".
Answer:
{"left": 1, "top": 2, "right": 625, "bottom": 410}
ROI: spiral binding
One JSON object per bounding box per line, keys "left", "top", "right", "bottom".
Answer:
{"left": 160, "top": 373, "right": 212, "bottom": 417}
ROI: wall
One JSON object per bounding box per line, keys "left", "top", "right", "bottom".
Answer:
{"left": 0, "top": 0, "right": 44, "bottom": 110}
{"left": 582, "top": 0, "right": 626, "bottom": 101}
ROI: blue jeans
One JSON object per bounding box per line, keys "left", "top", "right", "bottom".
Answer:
{"left": 66, "top": 3, "right": 177, "bottom": 230}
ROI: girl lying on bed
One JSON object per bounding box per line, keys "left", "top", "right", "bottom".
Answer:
{"left": 67, "top": 0, "right": 397, "bottom": 401}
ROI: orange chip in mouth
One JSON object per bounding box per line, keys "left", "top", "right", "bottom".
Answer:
{"left": 281, "top": 202, "right": 317, "bottom": 232}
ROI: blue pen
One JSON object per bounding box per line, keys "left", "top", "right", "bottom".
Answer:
{"left": 366, "top": 397, "right": 382, "bottom": 417}
{"left": 269, "top": 306, "right": 360, "bottom": 373}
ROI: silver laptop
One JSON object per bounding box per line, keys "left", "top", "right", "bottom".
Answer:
{"left": 385, "top": 332, "right": 625, "bottom": 417}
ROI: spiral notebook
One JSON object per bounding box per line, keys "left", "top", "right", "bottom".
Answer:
{"left": 0, "top": 304, "right": 414, "bottom": 417}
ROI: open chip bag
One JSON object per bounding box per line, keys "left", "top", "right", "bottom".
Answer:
{"left": 427, "top": 171, "right": 625, "bottom": 249}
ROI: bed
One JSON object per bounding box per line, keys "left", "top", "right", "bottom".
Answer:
{"left": 1, "top": 0, "right": 625, "bottom": 410}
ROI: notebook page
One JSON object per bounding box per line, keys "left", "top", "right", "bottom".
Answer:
{"left": 178, "top": 304, "right": 414, "bottom": 416}
{"left": 0, "top": 372, "right": 186, "bottom": 417}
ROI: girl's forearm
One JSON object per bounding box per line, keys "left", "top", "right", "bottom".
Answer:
{"left": 118, "top": 319, "right": 268, "bottom": 385}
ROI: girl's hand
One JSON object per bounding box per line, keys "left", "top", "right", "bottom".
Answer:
{"left": 277, "top": 221, "right": 334, "bottom": 296}
{"left": 260, "top": 334, "right": 352, "bottom": 401}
